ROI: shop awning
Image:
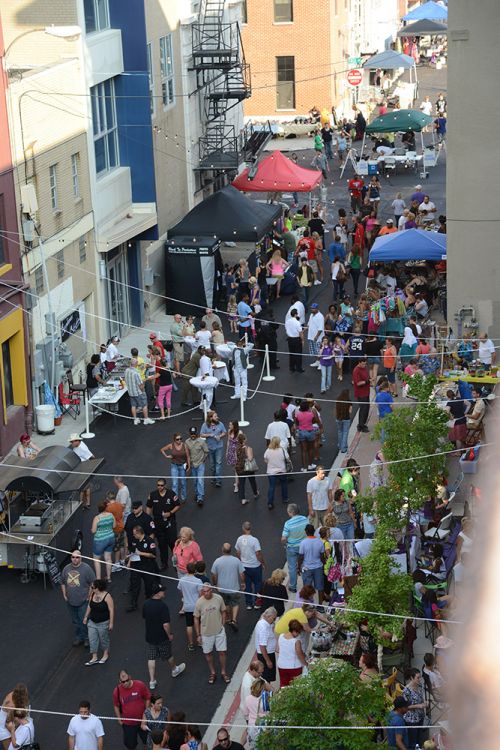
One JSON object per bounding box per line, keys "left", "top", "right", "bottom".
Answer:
{"left": 397, "top": 19, "right": 448, "bottom": 37}
{"left": 369, "top": 229, "right": 447, "bottom": 262}
{"left": 366, "top": 109, "right": 433, "bottom": 133}
{"left": 96, "top": 203, "right": 157, "bottom": 252}
{"left": 168, "top": 186, "right": 282, "bottom": 242}
{"left": 0, "top": 446, "right": 103, "bottom": 494}
{"left": 403, "top": 1, "right": 447, "bottom": 22}
{"left": 232, "top": 151, "right": 322, "bottom": 193}
{"left": 363, "top": 50, "right": 415, "bottom": 70}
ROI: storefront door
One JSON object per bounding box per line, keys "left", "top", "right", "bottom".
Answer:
{"left": 106, "top": 250, "right": 130, "bottom": 337}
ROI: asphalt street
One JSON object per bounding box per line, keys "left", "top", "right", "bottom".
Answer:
{"left": 0, "top": 63, "right": 447, "bottom": 747}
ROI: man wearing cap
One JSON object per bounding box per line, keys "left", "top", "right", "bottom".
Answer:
{"left": 124, "top": 358, "right": 155, "bottom": 426}
{"left": 142, "top": 583, "right": 186, "bottom": 689}
{"left": 125, "top": 501, "right": 155, "bottom": 557}
{"left": 306, "top": 304, "right": 324, "bottom": 368}
{"left": 185, "top": 426, "right": 209, "bottom": 506}
{"left": 146, "top": 479, "right": 180, "bottom": 571}
{"left": 69, "top": 435, "right": 95, "bottom": 509}
{"left": 387, "top": 696, "right": 410, "bottom": 749}
{"left": 230, "top": 339, "right": 249, "bottom": 401}
{"left": 148, "top": 332, "right": 165, "bottom": 359}
{"left": 379, "top": 219, "right": 397, "bottom": 236}
{"left": 202, "top": 308, "right": 222, "bottom": 332}
{"left": 411, "top": 185, "right": 425, "bottom": 204}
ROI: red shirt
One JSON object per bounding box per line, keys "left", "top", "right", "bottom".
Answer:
{"left": 352, "top": 363, "right": 370, "bottom": 398}
{"left": 113, "top": 680, "right": 150, "bottom": 725}
{"left": 152, "top": 339, "right": 165, "bottom": 358}
{"left": 298, "top": 237, "right": 316, "bottom": 261}
{"left": 348, "top": 178, "right": 364, "bottom": 199}
{"left": 353, "top": 223, "right": 365, "bottom": 249}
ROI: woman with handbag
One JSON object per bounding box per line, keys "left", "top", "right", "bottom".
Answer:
{"left": 244, "top": 679, "right": 271, "bottom": 749}
{"left": 235, "top": 433, "right": 259, "bottom": 506}
{"left": 263, "top": 436, "right": 289, "bottom": 509}
{"left": 4, "top": 710, "right": 35, "bottom": 750}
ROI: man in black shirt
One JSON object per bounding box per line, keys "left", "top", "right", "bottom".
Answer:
{"left": 347, "top": 324, "right": 366, "bottom": 370}
{"left": 127, "top": 526, "right": 158, "bottom": 611}
{"left": 307, "top": 210, "right": 326, "bottom": 244}
{"left": 213, "top": 728, "right": 245, "bottom": 750}
{"left": 142, "top": 583, "right": 185, "bottom": 689}
{"left": 124, "top": 500, "right": 155, "bottom": 551}
{"left": 146, "top": 480, "right": 180, "bottom": 571}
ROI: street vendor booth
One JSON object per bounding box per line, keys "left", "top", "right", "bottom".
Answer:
{"left": 397, "top": 19, "right": 448, "bottom": 38}
{"left": 359, "top": 109, "right": 434, "bottom": 174}
{"left": 402, "top": 1, "right": 448, "bottom": 22}
{"left": 369, "top": 229, "right": 447, "bottom": 263}
{"left": 232, "top": 150, "right": 322, "bottom": 194}
{"left": 164, "top": 236, "right": 223, "bottom": 316}
{"left": 0, "top": 446, "right": 104, "bottom": 575}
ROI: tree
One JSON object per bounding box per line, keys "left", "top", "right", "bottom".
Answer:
{"left": 345, "top": 535, "right": 413, "bottom": 640}
{"left": 257, "top": 658, "right": 386, "bottom": 750}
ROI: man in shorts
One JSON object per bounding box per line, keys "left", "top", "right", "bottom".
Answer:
{"left": 124, "top": 358, "right": 155, "bottom": 426}
{"left": 142, "top": 583, "right": 186, "bottom": 689}
{"left": 169, "top": 313, "right": 185, "bottom": 371}
{"left": 194, "top": 585, "right": 229, "bottom": 684}
{"left": 211, "top": 543, "right": 245, "bottom": 631}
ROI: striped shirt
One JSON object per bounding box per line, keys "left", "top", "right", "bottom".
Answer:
{"left": 124, "top": 367, "right": 143, "bottom": 397}
{"left": 282, "top": 514, "right": 308, "bottom": 549}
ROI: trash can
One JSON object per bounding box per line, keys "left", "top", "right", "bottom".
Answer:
{"left": 35, "top": 404, "right": 55, "bottom": 434}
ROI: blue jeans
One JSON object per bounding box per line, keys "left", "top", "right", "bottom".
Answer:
{"left": 300, "top": 285, "right": 310, "bottom": 306}
{"left": 267, "top": 475, "right": 288, "bottom": 506}
{"left": 302, "top": 566, "right": 324, "bottom": 591}
{"left": 336, "top": 419, "right": 350, "bottom": 452}
{"left": 333, "top": 280, "right": 344, "bottom": 301}
{"left": 171, "top": 463, "right": 187, "bottom": 501}
{"left": 337, "top": 522, "right": 355, "bottom": 541}
{"left": 191, "top": 464, "right": 205, "bottom": 501}
{"left": 208, "top": 445, "right": 224, "bottom": 484}
{"left": 286, "top": 546, "right": 300, "bottom": 591}
{"left": 324, "top": 141, "right": 333, "bottom": 160}
{"left": 67, "top": 601, "right": 88, "bottom": 642}
{"left": 244, "top": 565, "right": 263, "bottom": 607}
{"left": 320, "top": 365, "right": 332, "bottom": 391}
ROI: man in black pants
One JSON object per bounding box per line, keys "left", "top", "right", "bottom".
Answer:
{"left": 146, "top": 479, "right": 180, "bottom": 571}
{"left": 285, "top": 309, "right": 304, "bottom": 373}
{"left": 126, "top": 526, "right": 158, "bottom": 612}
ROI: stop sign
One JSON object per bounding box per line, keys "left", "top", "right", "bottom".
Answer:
{"left": 347, "top": 68, "right": 363, "bottom": 87}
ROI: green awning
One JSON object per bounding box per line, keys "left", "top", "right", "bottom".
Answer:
{"left": 366, "top": 109, "right": 433, "bottom": 134}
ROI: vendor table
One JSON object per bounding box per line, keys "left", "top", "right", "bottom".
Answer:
{"left": 438, "top": 373, "right": 500, "bottom": 385}
{"left": 215, "top": 342, "right": 236, "bottom": 361}
{"left": 329, "top": 632, "right": 360, "bottom": 664}
{"left": 89, "top": 382, "right": 128, "bottom": 407}
{"left": 190, "top": 375, "right": 219, "bottom": 415}
{"left": 212, "top": 361, "right": 230, "bottom": 383}
{"left": 183, "top": 336, "right": 199, "bottom": 353}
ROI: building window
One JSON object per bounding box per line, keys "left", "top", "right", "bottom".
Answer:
{"left": 91, "top": 79, "right": 119, "bottom": 175}
{"left": 34, "top": 265, "right": 44, "bottom": 294}
{"left": 79, "top": 236, "right": 87, "bottom": 263}
{"left": 71, "top": 153, "right": 80, "bottom": 198}
{"left": 56, "top": 249, "right": 65, "bottom": 279}
{"left": 276, "top": 56, "right": 295, "bottom": 109}
{"left": 84, "top": 0, "right": 110, "bottom": 33}
{"left": 49, "top": 165, "right": 58, "bottom": 211}
{"left": 160, "top": 35, "right": 175, "bottom": 108}
{"left": 274, "top": 0, "right": 293, "bottom": 22}
{"left": 2, "top": 340, "right": 14, "bottom": 408}
{"left": 0, "top": 195, "right": 6, "bottom": 265}
{"left": 147, "top": 43, "right": 155, "bottom": 116}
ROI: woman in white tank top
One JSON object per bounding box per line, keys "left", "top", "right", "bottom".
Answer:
{"left": 276, "top": 619, "right": 308, "bottom": 687}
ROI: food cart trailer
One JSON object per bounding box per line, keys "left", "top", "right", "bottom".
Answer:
{"left": 0, "top": 445, "right": 103, "bottom": 582}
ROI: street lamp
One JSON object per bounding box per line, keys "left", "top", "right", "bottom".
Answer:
{"left": 3, "top": 25, "right": 82, "bottom": 393}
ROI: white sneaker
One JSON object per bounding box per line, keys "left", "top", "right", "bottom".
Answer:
{"left": 309, "top": 362, "right": 319, "bottom": 367}
{"left": 308, "top": 463, "right": 317, "bottom": 470}
{"left": 143, "top": 418, "right": 155, "bottom": 425}
{"left": 111, "top": 564, "right": 121, "bottom": 573}
{"left": 300, "top": 467, "right": 307, "bottom": 472}
{"left": 230, "top": 394, "right": 240, "bottom": 399}
{"left": 149, "top": 679, "right": 157, "bottom": 689}
{"left": 172, "top": 663, "right": 186, "bottom": 678}
{"left": 314, "top": 279, "right": 322, "bottom": 285}
{"left": 133, "top": 418, "right": 140, "bottom": 425}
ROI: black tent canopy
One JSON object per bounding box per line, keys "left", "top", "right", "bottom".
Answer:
{"left": 397, "top": 19, "right": 448, "bottom": 37}
{"left": 168, "top": 186, "right": 282, "bottom": 242}
{"left": 0, "top": 446, "right": 103, "bottom": 494}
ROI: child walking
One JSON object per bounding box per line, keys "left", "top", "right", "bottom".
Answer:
{"left": 227, "top": 294, "right": 238, "bottom": 334}
{"left": 318, "top": 336, "right": 334, "bottom": 393}
{"left": 333, "top": 335, "right": 346, "bottom": 381}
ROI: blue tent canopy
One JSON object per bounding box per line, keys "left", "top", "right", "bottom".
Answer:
{"left": 369, "top": 229, "right": 447, "bottom": 262}
{"left": 403, "top": 1, "right": 447, "bottom": 22}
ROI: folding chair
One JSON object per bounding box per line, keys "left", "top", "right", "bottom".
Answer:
{"left": 424, "top": 512, "right": 453, "bottom": 541}
{"left": 383, "top": 156, "right": 397, "bottom": 173}
{"left": 66, "top": 368, "right": 87, "bottom": 405}
{"left": 448, "top": 471, "right": 464, "bottom": 495}
{"left": 58, "top": 382, "right": 81, "bottom": 419}
{"left": 465, "top": 420, "right": 484, "bottom": 447}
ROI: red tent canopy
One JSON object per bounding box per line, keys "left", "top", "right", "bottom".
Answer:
{"left": 232, "top": 151, "right": 322, "bottom": 193}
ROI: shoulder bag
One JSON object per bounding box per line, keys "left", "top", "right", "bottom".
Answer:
{"left": 282, "top": 449, "right": 293, "bottom": 473}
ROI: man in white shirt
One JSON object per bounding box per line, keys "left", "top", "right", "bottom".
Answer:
{"left": 195, "top": 322, "right": 213, "bottom": 348}
{"left": 398, "top": 209, "right": 409, "bottom": 231}
{"left": 240, "top": 660, "right": 267, "bottom": 714}
{"left": 265, "top": 412, "right": 291, "bottom": 450}
{"left": 254, "top": 607, "right": 278, "bottom": 682}
{"left": 306, "top": 466, "right": 332, "bottom": 528}
{"left": 420, "top": 96, "right": 433, "bottom": 116}
{"left": 198, "top": 348, "right": 215, "bottom": 409}
{"left": 418, "top": 195, "right": 436, "bottom": 223}
{"left": 235, "top": 521, "right": 265, "bottom": 610}
{"left": 67, "top": 700, "right": 105, "bottom": 750}
{"left": 104, "top": 336, "right": 121, "bottom": 372}
{"left": 285, "top": 309, "right": 304, "bottom": 373}
{"left": 285, "top": 295, "right": 306, "bottom": 326}
{"left": 307, "top": 304, "right": 325, "bottom": 368}
{"left": 69, "top": 435, "right": 95, "bottom": 508}
{"left": 478, "top": 333, "right": 496, "bottom": 367}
